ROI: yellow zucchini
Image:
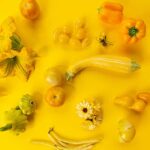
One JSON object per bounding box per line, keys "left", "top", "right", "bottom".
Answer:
{"left": 66, "top": 55, "right": 140, "bottom": 81}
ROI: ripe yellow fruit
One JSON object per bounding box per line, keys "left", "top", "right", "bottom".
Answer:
{"left": 62, "top": 25, "right": 72, "bottom": 37}
{"left": 66, "top": 55, "right": 140, "bottom": 81}
{"left": 69, "top": 38, "right": 81, "bottom": 48}
{"left": 75, "top": 18, "right": 86, "bottom": 29}
{"left": 58, "top": 33, "right": 70, "bottom": 44}
{"left": 45, "top": 67, "right": 64, "bottom": 87}
{"left": 75, "top": 28, "right": 86, "bottom": 40}
{"left": 20, "top": 0, "right": 40, "bottom": 20}
{"left": 118, "top": 119, "right": 136, "bottom": 143}
{"left": 82, "top": 37, "right": 91, "bottom": 48}
{"left": 45, "top": 87, "right": 65, "bottom": 107}
{"left": 130, "top": 99, "right": 147, "bottom": 112}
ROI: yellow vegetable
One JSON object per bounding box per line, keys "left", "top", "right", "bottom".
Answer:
{"left": 45, "top": 67, "right": 64, "bottom": 87}
{"left": 98, "top": 2, "right": 123, "bottom": 24}
{"left": 45, "top": 86, "right": 65, "bottom": 107}
{"left": 130, "top": 99, "right": 147, "bottom": 112}
{"left": 69, "top": 37, "right": 81, "bottom": 48}
{"left": 53, "top": 26, "right": 72, "bottom": 44}
{"left": 75, "top": 28, "right": 86, "bottom": 40}
{"left": 122, "top": 19, "right": 146, "bottom": 44}
{"left": 62, "top": 25, "right": 72, "bottom": 37}
{"left": 114, "top": 96, "right": 134, "bottom": 108}
{"left": 31, "top": 128, "right": 102, "bottom": 150}
{"left": 66, "top": 55, "right": 140, "bottom": 81}
{"left": 20, "top": 0, "right": 40, "bottom": 20}
{"left": 114, "top": 92, "right": 150, "bottom": 113}
{"left": 136, "top": 92, "right": 150, "bottom": 103}
{"left": 118, "top": 119, "right": 136, "bottom": 143}
{"left": 81, "top": 37, "right": 91, "bottom": 48}
{"left": 58, "top": 33, "right": 70, "bottom": 44}
{"left": 75, "top": 18, "right": 86, "bottom": 29}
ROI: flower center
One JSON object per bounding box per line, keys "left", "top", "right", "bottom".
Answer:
{"left": 82, "top": 108, "right": 88, "bottom": 113}
{"left": 128, "top": 27, "right": 139, "bottom": 37}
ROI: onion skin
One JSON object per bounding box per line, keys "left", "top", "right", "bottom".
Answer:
{"left": 45, "top": 67, "right": 64, "bottom": 87}
{"left": 118, "top": 119, "right": 136, "bottom": 143}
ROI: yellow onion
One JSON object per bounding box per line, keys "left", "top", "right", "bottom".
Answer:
{"left": 45, "top": 67, "right": 64, "bottom": 87}
{"left": 118, "top": 119, "right": 136, "bottom": 143}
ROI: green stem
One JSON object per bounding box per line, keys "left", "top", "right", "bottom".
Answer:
{"left": 16, "top": 57, "right": 29, "bottom": 80}
{"left": 131, "top": 61, "right": 140, "bottom": 71}
{"left": 65, "top": 72, "right": 74, "bottom": 81}
{"left": 128, "top": 27, "right": 139, "bottom": 37}
{"left": 0, "top": 123, "right": 12, "bottom": 131}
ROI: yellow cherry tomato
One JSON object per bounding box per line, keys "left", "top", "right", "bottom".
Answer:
{"left": 45, "top": 87, "right": 65, "bottom": 107}
{"left": 20, "top": 0, "right": 40, "bottom": 20}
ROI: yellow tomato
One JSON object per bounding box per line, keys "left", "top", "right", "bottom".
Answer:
{"left": 45, "top": 86, "right": 65, "bottom": 107}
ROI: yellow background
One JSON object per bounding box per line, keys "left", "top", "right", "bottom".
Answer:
{"left": 0, "top": 0, "right": 150, "bottom": 150}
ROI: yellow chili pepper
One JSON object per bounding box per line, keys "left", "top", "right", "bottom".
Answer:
{"left": 98, "top": 2, "right": 123, "bottom": 24}
{"left": 136, "top": 92, "right": 150, "bottom": 103}
{"left": 130, "top": 99, "right": 147, "bottom": 112}
{"left": 122, "top": 19, "right": 146, "bottom": 44}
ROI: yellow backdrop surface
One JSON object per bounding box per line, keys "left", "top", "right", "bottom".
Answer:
{"left": 0, "top": 0, "right": 150, "bottom": 150}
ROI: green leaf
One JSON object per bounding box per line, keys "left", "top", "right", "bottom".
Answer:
{"left": 0, "top": 123, "right": 12, "bottom": 131}
{"left": 10, "top": 33, "right": 24, "bottom": 51}
{"left": 4, "top": 108, "right": 28, "bottom": 134}
{"left": 65, "top": 72, "right": 74, "bottom": 81}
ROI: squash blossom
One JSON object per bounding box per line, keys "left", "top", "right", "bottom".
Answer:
{"left": 0, "top": 17, "right": 37, "bottom": 80}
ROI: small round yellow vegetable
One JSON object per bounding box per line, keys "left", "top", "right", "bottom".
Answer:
{"left": 53, "top": 28, "right": 62, "bottom": 42}
{"left": 45, "top": 67, "right": 64, "bottom": 87}
{"left": 118, "top": 119, "right": 136, "bottom": 143}
{"left": 45, "top": 87, "right": 65, "bottom": 107}
{"left": 81, "top": 37, "right": 91, "bottom": 48}
{"left": 20, "top": 0, "right": 40, "bottom": 20}
{"left": 58, "top": 33, "right": 70, "bottom": 44}
{"left": 62, "top": 25, "right": 72, "bottom": 37}
{"left": 69, "top": 38, "right": 81, "bottom": 48}
{"left": 75, "top": 28, "right": 86, "bottom": 40}
{"left": 75, "top": 18, "right": 86, "bottom": 29}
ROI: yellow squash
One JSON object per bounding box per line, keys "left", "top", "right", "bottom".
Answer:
{"left": 66, "top": 55, "right": 140, "bottom": 81}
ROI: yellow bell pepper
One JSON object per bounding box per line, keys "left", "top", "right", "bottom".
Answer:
{"left": 98, "top": 2, "right": 123, "bottom": 24}
{"left": 122, "top": 18, "right": 146, "bottom": 44}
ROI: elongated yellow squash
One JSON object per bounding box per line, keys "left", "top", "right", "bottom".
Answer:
{"left": 66, "top": 55, "right": 140, "bottom": 81}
